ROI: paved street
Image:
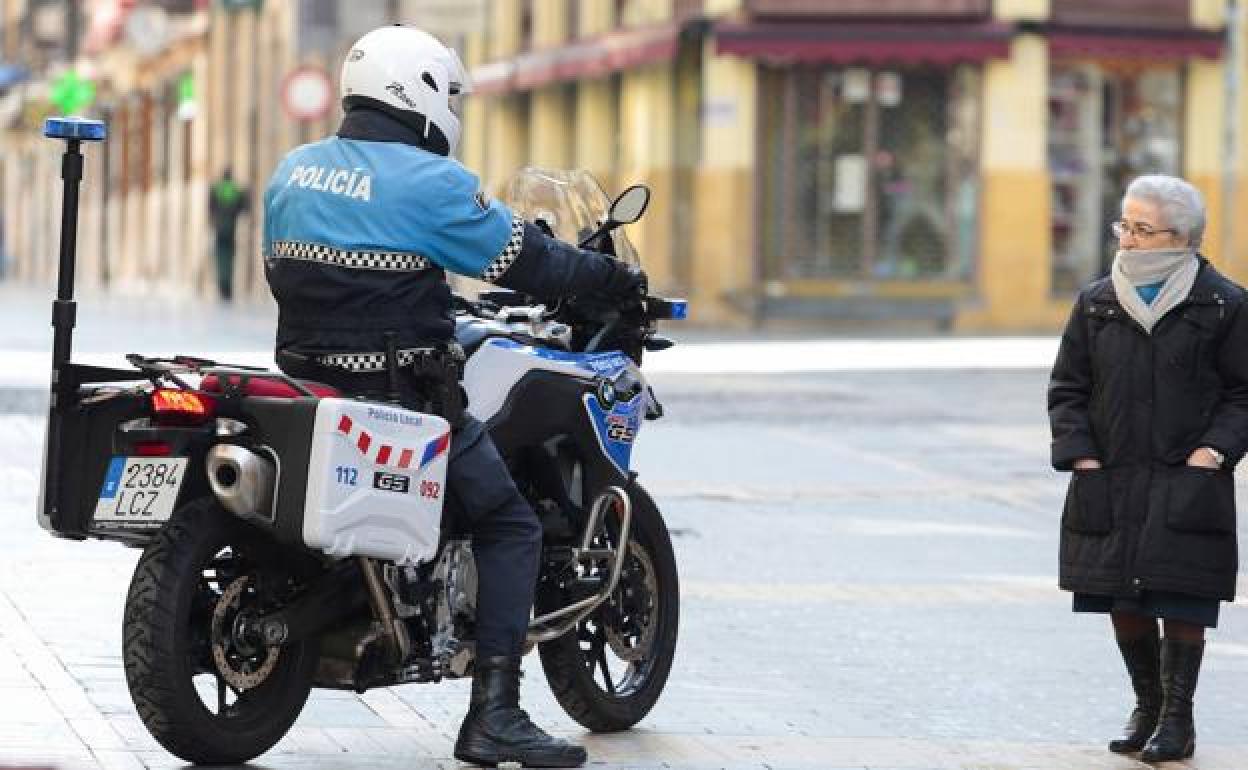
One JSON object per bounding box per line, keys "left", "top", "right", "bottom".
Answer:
{"left": 0, "top": 287, "right": 1246, "bottom": 769}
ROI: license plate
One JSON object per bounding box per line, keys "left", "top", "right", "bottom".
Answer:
{"left": 93, "top": 457, "right": 188, "bottom": 526}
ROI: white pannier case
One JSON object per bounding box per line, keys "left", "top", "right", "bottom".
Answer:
{"left": 303, "top": 398, "right": 450, "bottom": 565}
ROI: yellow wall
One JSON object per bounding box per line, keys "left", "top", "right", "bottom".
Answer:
{"left": 483, "top": 95, "right": 530, "bottom": 195}
{"left": 578, "top": 0, "right": 614, "bottom": 36}
{"left": 1192, "top": 0, "right": 1227, "bottom": 28}
{"left": 1235, "top": 4, "right": 1248, "bottom": 278}
{"left": 533, "top": 0, "right": 569, "bottom": 47}
{"left": 692, "top": 44, "right": 756, "bottom": 324}
{"left": 529, "top": 87, "right": 574, "bottom": 168}
{"left": 574, "top": 79, "right": 619, "bottom": 186}
{"left": 619, "top": 65, "right": 676, "bottom": 291}
{"left": 1184, "top": 58, "right": 1228, "bottom": 266}
{"left": 956, "top": 33, "right": 1068, "bottom": 330}
{"left": 489, "top": 0, "right": 523, "bottom": 58}
{"left": 619, "top": 0, "right": 673, "bottom": 27}
{"left": 993, "top": 0, "right": 1049, "bottom": 21}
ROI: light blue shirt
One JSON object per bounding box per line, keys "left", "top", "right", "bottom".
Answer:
{"left": 263, "top": 137, "right": 515, "bottom": 278}
{"left": 1136, "top": 280, "right": 1166, "bottom": 305}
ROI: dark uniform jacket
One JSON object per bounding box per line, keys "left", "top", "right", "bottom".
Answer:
{"left": 1048, "top": 258, "right": 1247, "bottom": 600}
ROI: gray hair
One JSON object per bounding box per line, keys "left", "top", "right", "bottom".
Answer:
{"left": 1123, "top": 174, "right": 1206, "bottom": 249}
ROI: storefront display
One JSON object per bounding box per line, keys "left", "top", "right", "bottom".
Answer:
{"left": 759, "top": 64, "right": 981, "bottom": 283}
{"left": 1049, "top": 62, "right": 1183, "bottom": 294}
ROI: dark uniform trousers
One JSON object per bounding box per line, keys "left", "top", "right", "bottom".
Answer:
{"left": 443, "top": 415, "right": 543, "bottom": 659}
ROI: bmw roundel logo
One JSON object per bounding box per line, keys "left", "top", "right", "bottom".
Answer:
{"left": 596, "top": 379, "right": 616, "bottom": 409}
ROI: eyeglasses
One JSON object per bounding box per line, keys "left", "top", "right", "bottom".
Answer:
{"left": 1111, "top": 220, "right": 1178, "bottom": 239}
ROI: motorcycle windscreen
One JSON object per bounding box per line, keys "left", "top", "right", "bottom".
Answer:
{"left": 499, "top": 167, "right": 640, "bottom": 265}
{"left": 302, "top": 398, "right": 450, "bottom": 566}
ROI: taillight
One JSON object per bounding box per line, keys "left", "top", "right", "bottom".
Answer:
{"left": 133, "top": 440, "right": 173, "bottom": 457}
{"left": 151, "top": 388, "right": 216, "bottom": 425}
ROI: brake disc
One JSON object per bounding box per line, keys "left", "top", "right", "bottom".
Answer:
{"left": 211, "top": 575, "right": 280, "bottom": 692}
{"left": 605, "top": 543, "right": 659, "bottom": 663}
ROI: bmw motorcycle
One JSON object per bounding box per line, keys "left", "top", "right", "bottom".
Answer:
{"left": 37, "top": 119, "right": 685, "bottom": 764}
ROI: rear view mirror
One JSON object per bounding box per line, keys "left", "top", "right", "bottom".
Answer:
{"left": 608, "top": 185, "right": 650, "bottom": 225}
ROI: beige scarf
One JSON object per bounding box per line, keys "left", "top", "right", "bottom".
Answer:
{"left": 1110, "top": 248, "right": 1199, "bottom": 333}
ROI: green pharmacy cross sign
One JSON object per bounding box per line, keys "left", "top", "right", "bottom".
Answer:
{"left": 50, "top": 71, "right": 96, "bottom": 116}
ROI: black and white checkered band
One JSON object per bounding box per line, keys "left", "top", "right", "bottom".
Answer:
{"left": 479, "top": 215, "right": 525, "bottom": 283}
{"left": 271, "top": 241, "right": 432, "bottom": 272}
{"left": 315, "top": 347, "right": 435, "bottom": 372}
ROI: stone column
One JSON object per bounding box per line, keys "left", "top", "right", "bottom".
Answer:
{"left": 954, "top": 33, "right": 1061, "bottom": 330}
{"left": 692, "top": 44, "right": 755, "bottom": 324}
{"left": 1185, "top": 58, "right": 1228, "bottom": 265}
{"left": 230, "top": 8, "right": 258, "bottom": 300}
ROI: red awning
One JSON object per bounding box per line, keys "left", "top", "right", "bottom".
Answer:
{"left": 473, "top": 22, "right": 682, "bottom": 96}
{"left": 1049, "top": 29, "right": 1223, "bottom": 60}
{"left": 714, "top": 21, "right": 1013, "bottom": 65}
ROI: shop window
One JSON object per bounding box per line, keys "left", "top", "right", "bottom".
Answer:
{"left": 1049, "top": 63, "right": 1183, "bottom": 294}
{"left": 760, "top": 64, "right": 981, "bottom": 282}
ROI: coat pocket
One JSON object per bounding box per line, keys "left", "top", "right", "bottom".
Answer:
{"left": 1165, "top": 466, "right": 1237, "bottom": 534}
{"left": 1062, "top": 469, "right": 1113, "bottom": 535}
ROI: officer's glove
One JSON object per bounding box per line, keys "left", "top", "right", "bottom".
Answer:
{"left": 602, "top": 262, "right": 648, "bottom": 303}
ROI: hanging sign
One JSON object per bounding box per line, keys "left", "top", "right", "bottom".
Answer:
{"left": 281, "top": 66, "right": 333, "bottom": 123}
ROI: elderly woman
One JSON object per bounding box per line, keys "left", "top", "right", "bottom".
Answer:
{"left": 1048, "top": 174, "right": 1246, "bottom": 761}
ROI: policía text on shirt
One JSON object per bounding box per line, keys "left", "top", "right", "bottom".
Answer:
{"left": 287, "top": 165, "right": 373, "bottom": 202}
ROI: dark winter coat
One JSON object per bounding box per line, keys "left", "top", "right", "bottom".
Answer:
{"left": 1048, "top": 258, "right": 1247, "bottom": 601}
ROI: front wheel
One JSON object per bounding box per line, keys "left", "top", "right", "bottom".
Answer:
{"left": 122, "top": 497, "right": 319, "bottom": 764}
{"left": 537, "top": 483, "right": 679, "bottom": 732}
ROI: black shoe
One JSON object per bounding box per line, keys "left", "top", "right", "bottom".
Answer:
{"left": 1108, "top": 631, "right": 1162, "bottom": 753}
{"left": 454, "top": 656, "right": 587, "bottom": 768}
{"left": 1140, "top": 638, "right": 1204, "bottom": 762}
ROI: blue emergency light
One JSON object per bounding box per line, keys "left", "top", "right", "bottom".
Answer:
{"left": 669, "top": 300, "right": 688, "bottom": 320}
{"left": 43, "top": 117, "right": 107, "bottom": 141}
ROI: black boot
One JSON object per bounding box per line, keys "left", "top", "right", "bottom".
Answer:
{"left": 1108, "top": 631, "right": 1162, "bottom": 753}
{"left": 454, "top": 656, "right": 587, "bottom": 768}
{"left": 1140, "top": 638, "right": 1205, "bottom": 762}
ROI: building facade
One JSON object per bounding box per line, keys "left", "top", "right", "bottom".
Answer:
{"left": 2, "top": 0, "right": 1246, "bottom": 332}
{"left": 462, "top": 0, "right": 1248, "bottom": 329}
{"left": 0, "top": 0, "right": 401, "bottom": 301}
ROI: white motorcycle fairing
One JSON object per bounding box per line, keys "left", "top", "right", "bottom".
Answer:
{"left": 462, "top": 338, "right": 650, "bottom": 475}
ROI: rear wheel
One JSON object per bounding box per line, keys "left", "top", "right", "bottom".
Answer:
{"left": 122, "top": 497, "right": 319, "bottom": 764}
{"left": 537, "top": 484, "right": 679, "bottom": 731}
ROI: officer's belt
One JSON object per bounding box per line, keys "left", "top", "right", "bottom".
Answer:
{"left": 316, "top": 347, "right": 442, "bottom": 372}
{"left": 270, "top": 240, "right": 433, "bottom": 272}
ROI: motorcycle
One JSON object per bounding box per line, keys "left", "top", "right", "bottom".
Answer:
{"left": 37, "top": 118, "right": 686, "bottom": 764}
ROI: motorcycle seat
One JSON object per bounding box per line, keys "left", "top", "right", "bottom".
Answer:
{"left": 454, "top": 316, "right": 491, "bottom": 356}
{"left": 200, "top": 373, "right": 342, "bottom": 399}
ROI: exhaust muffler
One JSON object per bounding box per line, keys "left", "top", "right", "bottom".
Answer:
{"left": 206, "top": 445, "right": 276, "bottom": 523}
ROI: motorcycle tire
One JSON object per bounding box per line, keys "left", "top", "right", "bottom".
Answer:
{"left": 122, "top": 497, "right": 319, "bottom": 764}
{"left": 537, "top": 483, "right": 679, "bottom": 732}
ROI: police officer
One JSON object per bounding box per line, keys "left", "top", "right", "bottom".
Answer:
{"left": 262, "top": 25, "right": 644, "bottom": 769}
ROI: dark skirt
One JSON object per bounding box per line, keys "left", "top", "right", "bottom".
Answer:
{"left": 1072, "top": 590, "right": 1220, "bottom": 628}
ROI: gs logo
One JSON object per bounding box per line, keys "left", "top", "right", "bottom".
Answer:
{"left": 373, "top": 471, "right": 411, "bottom": 494}
{"left": 605, "top": 415, "right": 636, "bottom": 444}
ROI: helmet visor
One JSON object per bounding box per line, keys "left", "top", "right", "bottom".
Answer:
{"left": 445, "top": 46, "right": 470, "bottom": 117}
{"left": 446, "top": 46, "right": 471, "bottom": 95}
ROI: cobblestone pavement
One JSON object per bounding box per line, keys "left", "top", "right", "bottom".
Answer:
{"left": 0, "top": 289, "right": 1246, "bottom": 769}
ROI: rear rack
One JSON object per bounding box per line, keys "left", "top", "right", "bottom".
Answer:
{"left": 123, "top": 354, "right": 320, "bottom": 398}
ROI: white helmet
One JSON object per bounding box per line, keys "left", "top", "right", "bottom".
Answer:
{"left": 340, "top": 25, "right": 471, "bottom": 155}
